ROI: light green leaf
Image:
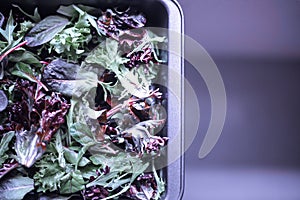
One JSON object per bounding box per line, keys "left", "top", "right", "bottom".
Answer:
{"left": 15, "top": 127, "right": 45, "bottom": 168}
{"left": 57, "top": 5, "right": 78, "bottom": 17}
{"left": 60, "top": 170, "right": 85, "bottom": 194}
{"left": 101, "top": 162, "right": 149, "bottom": 200}
{"left": 80, "top": 164, "right": 99, "bottom": 179}
{"left": 153, "top": 166, "right": 165, "bottom": 200}
{"left": 0, "top": 131, "right": 14, "bottom": 165}
{"left": 33, "top": 154, "right": 66, "bottom": 193}
{"left": 55, "top": 131, "right": 66, "bottom": 168}
{"left": 88, "top": 152, "right": 149, "bottom": 197}
{"left": 63, "top": 147, "right": 90, "bottom": 167}
{"left": 72, "top": 5, "right": 103, "bottom": 36}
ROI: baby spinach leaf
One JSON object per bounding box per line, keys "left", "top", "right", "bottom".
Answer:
{"left": 9, "top": 50, "right": 41, "bottom": 67}
{"left": 11, "top": 62, "right": 37, "bottom": 83}
{"left": 25, "top": 15, "right": 69, "bottom": 47}
{"left": 43, "top": 59, "right": 80, "bottom": 80}
{"left": 43, "top": 59, "right": 98, "bottom": 97}
{"left": 0, "top": 175, "right": 34, "bottom": 200}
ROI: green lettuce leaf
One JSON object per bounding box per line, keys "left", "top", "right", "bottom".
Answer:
{"left": 33, "top": 154, "right": 66, "bottom": 193}
{"left": 0, "top": 131, "right": 14, "bottom": 165}
{"left": 59, "top": 170, "right": 86, "bottom": 194}
{"left": 63, "top": 147, "right": 90, "bottom": 167}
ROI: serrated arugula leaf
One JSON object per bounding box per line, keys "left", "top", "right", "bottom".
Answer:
{"left": 0, "top": 11, "right": 23, "bottom": 55}
{"left": 87, "top": 155, "right": 149, "bottom": 200}
{"left": 153, "top": 166, "right": 165, "bottom": 200}
{"left": 84, "top": 38, "right": 161, "bottom": 99}
{"left": 0, "top": 175, "right": 34, "bottom": 200}
{"left": 85, "top": 39, "right": 129, "bottom": 74}
{"left": 0, "top": 11, "right": 15, "bottom": 44}
{"left": 57, "top": 5, "right": 103, "bottom": 36}
{"left": 88, "top": 152, "right": 149, "bottom": 196}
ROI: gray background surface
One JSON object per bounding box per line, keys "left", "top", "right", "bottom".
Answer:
{"left": 179, "top": 0, "right": 300, "bottom": 199}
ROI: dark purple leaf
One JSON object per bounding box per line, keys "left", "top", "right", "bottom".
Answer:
{"left": 125, "top": 172, "right": 159, "bottom": 200}
{"left": 97, "top": 8, "right": 146, "bottom": 38}
{"left": 43, "top": 59, "right": 80, "bottom": 81}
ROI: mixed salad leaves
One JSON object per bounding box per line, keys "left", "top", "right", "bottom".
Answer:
{"left": 0, "top": 4, "right": 168, "bottom": 200}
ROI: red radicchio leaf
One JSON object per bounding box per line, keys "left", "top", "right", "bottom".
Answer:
{"left": 11, "top": 80, "right": 70, "bottom": 167}
{"left": 38, "top": 92, "right": 69, "bottom": 142}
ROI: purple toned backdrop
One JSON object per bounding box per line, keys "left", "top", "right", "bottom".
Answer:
{"left": 179, "top": 0, "right": 300, "bottom": 199}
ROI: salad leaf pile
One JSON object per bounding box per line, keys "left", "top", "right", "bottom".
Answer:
{"left": 0, "top": 4, "right": 168, "bottom": 200}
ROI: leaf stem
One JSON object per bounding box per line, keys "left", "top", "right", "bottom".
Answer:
{"left": 0, "top": 40, "right": 28, "bottom": 62}
{"left": 0, "top": 159, "right": 19, "bottom": 180}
